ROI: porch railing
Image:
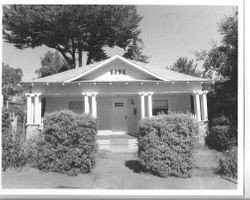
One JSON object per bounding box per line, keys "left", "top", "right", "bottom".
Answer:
{"left": 187, "top": 113, "right": 197, "bottom": 121}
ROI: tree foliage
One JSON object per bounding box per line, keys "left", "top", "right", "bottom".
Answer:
{"left": 36, "top": 51, "right": 71, "bottom": 78}
{"left": 199, "top": 10, "right": 238, "bottom": 125}
{"left": 123, "top": 37, "right": 149, "bottom": 63}
{"left": 2, "top": 63, "right": 23, "bottom": 102}
{"left": 169, "top": 57, "right": 201, "bottom": 77}
{"left": 3, "top": 5, "right": 148, "bottom": 67}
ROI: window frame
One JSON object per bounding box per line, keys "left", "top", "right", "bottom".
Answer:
{"left": 152, "top": 97, "right": 170, "bottom": 116}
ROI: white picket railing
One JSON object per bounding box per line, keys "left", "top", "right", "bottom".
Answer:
{"left": 187, "top": 113, "right": 197, "bottom": 121}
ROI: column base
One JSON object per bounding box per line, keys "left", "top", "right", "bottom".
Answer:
{"left": 196, "top": 121, "right": 208, "bottom": 145}
{"left": 26, "top": 124, "right": 41, "bottom": 140}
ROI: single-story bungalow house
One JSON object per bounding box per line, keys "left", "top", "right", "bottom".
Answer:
{"left": 23, "top": 55, "right": 212, "bottom": 139}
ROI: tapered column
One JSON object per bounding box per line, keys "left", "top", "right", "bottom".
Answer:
{"left": 84, "top": 94, "right": 90, "bottom": 114}
{"left": 193, "top": 91, "right": 201, "bottom": 121}
{"left": 91, "top": 93, "right": 97, "bottom": 118}
{"left": 202, "top": 91, "right": 208, "bottom": 121}
{"left": 139, "top": 92, "right": 145, "bottom": 119}
{"left": 147, "top": 92, "right": 153, "bottom": 117}
{"left": 26, "top": 94, "right": 32, "bottom": 124}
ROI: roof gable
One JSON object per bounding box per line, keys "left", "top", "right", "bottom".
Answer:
{"left": 29, "top": 55, "right": 212, "bottom": 83}
{"left": 65, "top": 55, "right": 166, "bottom": 82}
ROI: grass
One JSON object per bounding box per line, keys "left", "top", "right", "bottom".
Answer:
{"left": 192, "top": 145, "right": 223, "bottom": 177}
{"left": 2, "top": 145, "right": 236, "bottom": 189}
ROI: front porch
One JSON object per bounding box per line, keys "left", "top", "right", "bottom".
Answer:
{"left": 25, "top": 89, "right": 209, "bottom": 139}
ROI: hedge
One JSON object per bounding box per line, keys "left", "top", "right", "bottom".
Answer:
{"left": 217, "top": 146, "right": 237, "bottom": 179}
{"left": 137, "top": 113, "right": 198, "bottom": 178}
{"left": 206, "top": 115, "right": 237, "bottom": 151}
{"left": 36, "top": 110, "right": 97, "bottom": 176}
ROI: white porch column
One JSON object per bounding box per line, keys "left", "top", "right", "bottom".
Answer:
{"left": 193, "top": 91, "right": 201, "bottom": 121}
{"left": 147, "top": 92, "right": 153, "bottom": 117}
{"left": 91, "top": 93, "right": 97, "bottom": 118}
{"left": 139, "top": 92, "right": 145, "bottom": 119}
{"left": 34, "top": 94, "right": 42, "bottom": 124}
{"left": 30, "top": 95, "right": 34, "bottom": 123}
{"left": 26, "top": 94, "right": 32, "bottom": 124}
{"left": 82, "top": 93, "right": 90, "bottom": 114}
{"left": 34, "top": 94, "right": 39, "bottom": 124}
{"left": 201, "top": 91, "right": 208, "bottom": 121}
{"left": 38, "top": 97, "right": 42, "bottom": 124}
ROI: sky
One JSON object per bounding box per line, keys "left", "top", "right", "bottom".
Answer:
{"left": 2, "top": 5, "right": 235, "bottom": 82}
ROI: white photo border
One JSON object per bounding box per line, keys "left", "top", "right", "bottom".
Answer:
{"left": 0, "top": 0, "right": 246, "bottom": 198}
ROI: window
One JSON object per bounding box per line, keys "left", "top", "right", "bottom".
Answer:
{"left": 114, "top": 102, "right": 124, "bottom": 107}
{"left": 110, "top": 69, "right": 126, "bottom": 75}
{"left": 153, "top": 99, "right": 169, "bottom": 115}
{"left": 69, "top": 101, "right": 83, "bottom": 114}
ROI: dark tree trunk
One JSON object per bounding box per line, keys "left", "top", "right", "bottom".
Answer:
{"left": 86, "top": 54, "right": 93, "bottom": 65}
{"left": 59, "top": 51, "right": 74, "bottom": 68}
{"left": 78, "top": 48, "right": 82, "bottom": 67}
{"left": 78, "top": 39, "right": 83, "bottom": 67}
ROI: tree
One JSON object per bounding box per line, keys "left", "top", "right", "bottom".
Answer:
{"left": 169, "top": 57, "right": 201, "bottom": 77}
{"left": 3, "top": 5, "right": 148, "bottom": 67}
{"left": 2, "top": 63, "right": 23, "bottom": 102}
{"left": 36, "top": 51, "right": 70, "bottom": 78}
{"left": 197, "top": 10, "right": 238, "bottom": 125}
{"left": 123, "top": 37, "right": 149, "bottom": 63}
{"left": 2, "top": 64, "right": 26, "bottom": 155}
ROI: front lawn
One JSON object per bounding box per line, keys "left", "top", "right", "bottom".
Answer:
{"left": 2, "top": 146, "right": 236, "bottom": 189}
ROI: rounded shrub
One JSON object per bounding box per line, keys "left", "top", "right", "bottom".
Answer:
{"left": 137, "top": 113, "right": 198, "bottom": 178}
{"left": 36, "top": 110, "right": 97, "bottom": 176}
{"left": 217, "top": 146, "right": 237, "bottom": 179}
{"left": 205, "top": 115, "right": 237, "bottom": 151}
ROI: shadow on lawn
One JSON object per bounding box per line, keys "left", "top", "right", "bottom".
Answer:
{"left": 125, "top": 160, "right": 144, "bottom": 173}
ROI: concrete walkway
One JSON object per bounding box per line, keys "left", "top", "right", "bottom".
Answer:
{"left": 2, "top": 151, "right": 236, "bottom": 189}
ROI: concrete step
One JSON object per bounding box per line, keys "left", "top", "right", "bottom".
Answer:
{"left": 97, "top": 138, "right": 138, "bottom": 153}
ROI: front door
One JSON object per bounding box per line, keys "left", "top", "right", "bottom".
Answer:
{"left": 111, "top": 98, "right": 128, "bottom": 134}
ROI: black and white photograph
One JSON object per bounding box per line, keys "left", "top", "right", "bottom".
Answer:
{"left": 0, "top": 0, "right": 248, "bottom": 198}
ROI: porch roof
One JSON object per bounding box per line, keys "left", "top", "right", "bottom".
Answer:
{"left": 25, "top": 55, "right": 212, "bottom": 84}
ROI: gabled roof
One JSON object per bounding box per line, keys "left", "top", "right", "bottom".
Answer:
{"left": 64, "top": 55, "right": 166, "bottom": 82}
{"left": 28, "top": 55, "right": 212, "bottom": 83}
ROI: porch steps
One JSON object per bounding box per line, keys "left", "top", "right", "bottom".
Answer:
{"left": 97, "top": 135, "right": 138, "bottom": 153}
